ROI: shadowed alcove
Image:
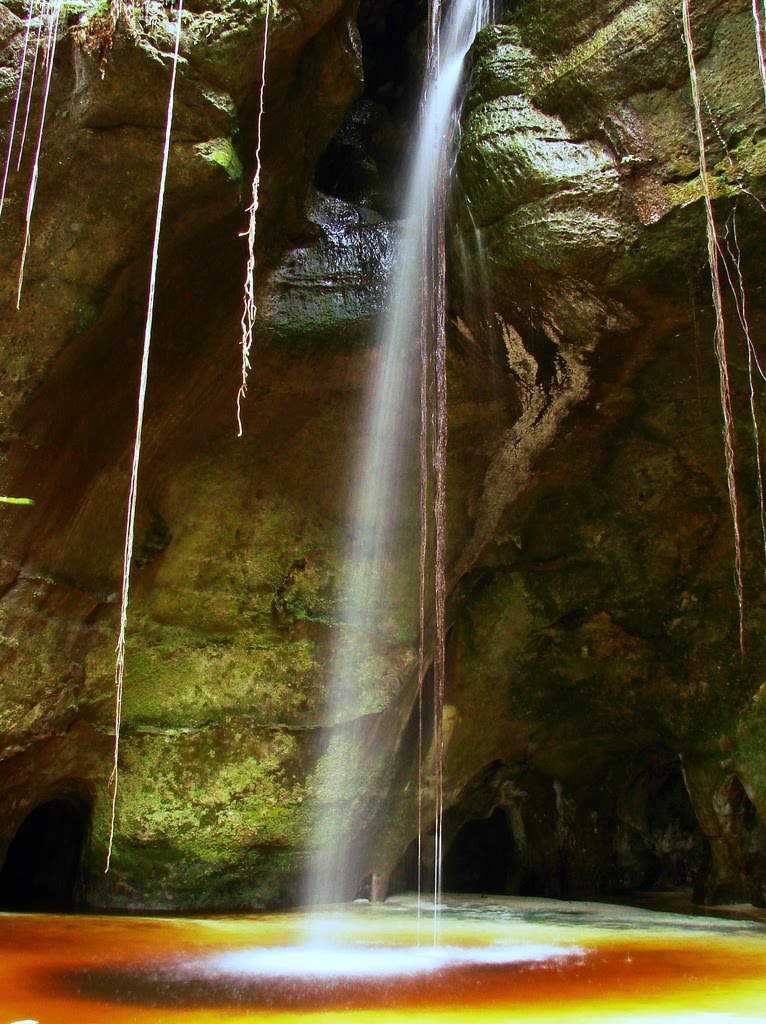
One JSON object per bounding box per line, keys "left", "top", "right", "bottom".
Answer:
{"left": 0, "top": 795, "right": 90, "bottom": 911}
{"left": 442, "top": 807, "right": 516, "bottom": 895}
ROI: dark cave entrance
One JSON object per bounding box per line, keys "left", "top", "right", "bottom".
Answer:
{"left": 314, "top": 0, "right": 428, "bottom": 216}
{"left": 387, "top": 805, "right": 517, "bottom": 898}
{"left": 442, "top": 807, "right": 515, "bottom": 894}
{"left": 0, "top": 797, "right": 90, "bottom": 911}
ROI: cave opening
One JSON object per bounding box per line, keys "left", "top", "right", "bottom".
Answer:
{"left": 314, "top": 0, "right": 428, "bottom": 214}
{"left": 0, "top": 797, "right": 90, "bottom": 911}
{"left": 442, "top": 807, "right": 515, "bottom": 895}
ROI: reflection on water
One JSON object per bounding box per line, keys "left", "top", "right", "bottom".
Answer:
{"left": 1, "top": 895, "right": 766, "bottom": 1022}
{"left": 201, "top": 941, "right": 580, "bottom": 976}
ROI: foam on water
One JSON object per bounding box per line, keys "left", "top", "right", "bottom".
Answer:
{"left": 198, "top": 941, "right": 583, "bottom": 980}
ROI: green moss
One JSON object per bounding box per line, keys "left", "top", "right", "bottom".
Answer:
{"left": 89, "top": 722, "right": 312, "bottom": 908}
{"left": 458, "top": 94, "right": 620, "bottom": 231}
{"left": 75, "top": 302, "right": 100, "bottom": 332}
{"left": 665, "top": 172, "right": 738, "bottom": 209}
{"left": 91, "top": 730, "right": 307, "bottom": 907}
{"left": 737, "top": 683, "right": 766, "bottom": 798}
{"left": 63, "top": 0, "right": 109, "bottom": 14}
{"left": 447, "top": 571, "right": 536, "bottom": 773}
{"left": 194, "top": 138, "right": 243, "bottom": 183}
{"left": 116, "top": 624, "right": 322, "bottom": 727}
{"left": 145, "top": 453, "right": 341, "bottom": 632}
{"left": 0, "top": 580, "right": 107, "bottom": 743}
{"left": 116, "top": 728, "right": 310, "bottom": 849}
{"left": 606, "top": 200, "right": 706, "bottom": 288}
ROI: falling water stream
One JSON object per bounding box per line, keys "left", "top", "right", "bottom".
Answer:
{"left": 306, "top": 0, "right": 494, "bottom": 912}
{"left": 753, "top": 0, "right": 766, "bottom": 104}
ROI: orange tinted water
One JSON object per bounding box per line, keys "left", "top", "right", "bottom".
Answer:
{"left": 1, "top": 896, "right": 765, "bottom": 1023}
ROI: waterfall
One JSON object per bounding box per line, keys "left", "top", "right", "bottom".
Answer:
{"left": 753, "top": 0, "right": 766, "bottom": 105}
{"left": 306, "top": 0, "right": 494, "bottom": 910}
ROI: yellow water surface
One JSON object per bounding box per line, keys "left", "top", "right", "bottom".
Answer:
{"left": 1, "top": 895, "right": 765, "bottom": 1023}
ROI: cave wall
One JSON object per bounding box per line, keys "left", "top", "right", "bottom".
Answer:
{"left": 0, "top": 0, "right": 765, "bottom": 910}
{"left": 0, "top": 0, "right": 372, "bottom": 909}
{"left": 399, "top": 0, "right": 766, "bottom": 908}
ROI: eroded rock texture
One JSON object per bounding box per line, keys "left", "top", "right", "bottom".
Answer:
{"left": 0, "top": 0, "right": 765, "bottom": 911}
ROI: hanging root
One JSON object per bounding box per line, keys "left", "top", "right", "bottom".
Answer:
{"left": 16, "top": 0, "right": 61, "bottom": 308}
{"left": 236, "top": 0, "right": 271, "bottom": 437}
{"left": 417, "top": 282, "right": 430, "bottom": 928}
{"left": 16, "top": 7, "right": 46, "bottom": 173}
{"left": 72, "top": 0, "right": 121, "bottom": 78}
{"left": 425, "top": 0, "right": 445, "bottom": 936}
{"left": 0, "top": 0, "right": 36, "bottom": 221}
{"left": 722, "top": 210, "right": 766, "bottom": 569}
{"left": 701, "top": 61, "right": 766, "bottom": 559}
{"left": 106, "top": 0, "right": 185, "bottom": 873}
{"left": 681, "top": 0, "right": 744, "bottom": 652}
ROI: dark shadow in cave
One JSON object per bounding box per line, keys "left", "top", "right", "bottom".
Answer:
{"left": 728, "top": 777, "right": 766, "bottom": 907}
{"left": 314, "top": 0, "right": 428, "bottom": 214}
{"left": 0, "top": 797, "right": 90, "bottom": 911}
{"left": 617, "top": 758, "right": 708, "bottom": 894}
{"left": 442, "top": 807, "right": 515, "bottom": 895}
{"left": 388, "top": 753, "right": 714, "bottom": 904}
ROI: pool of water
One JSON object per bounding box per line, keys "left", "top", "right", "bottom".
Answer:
{"left": 1, "top": 894, "right": 765, "bottom": 1022}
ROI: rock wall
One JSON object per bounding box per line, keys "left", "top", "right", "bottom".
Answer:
{"left": 0, "top": 0, "right": 370, "bottom": 908}
{"left": 397, "top": 0, "right": 766, "bottom": 908}
{"left": 0, "top": 0, "right": 765, "bottom": 910}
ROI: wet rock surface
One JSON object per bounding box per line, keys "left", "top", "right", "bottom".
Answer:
{"left": 408, "top": 0, "right": 766, "bottom": 910}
